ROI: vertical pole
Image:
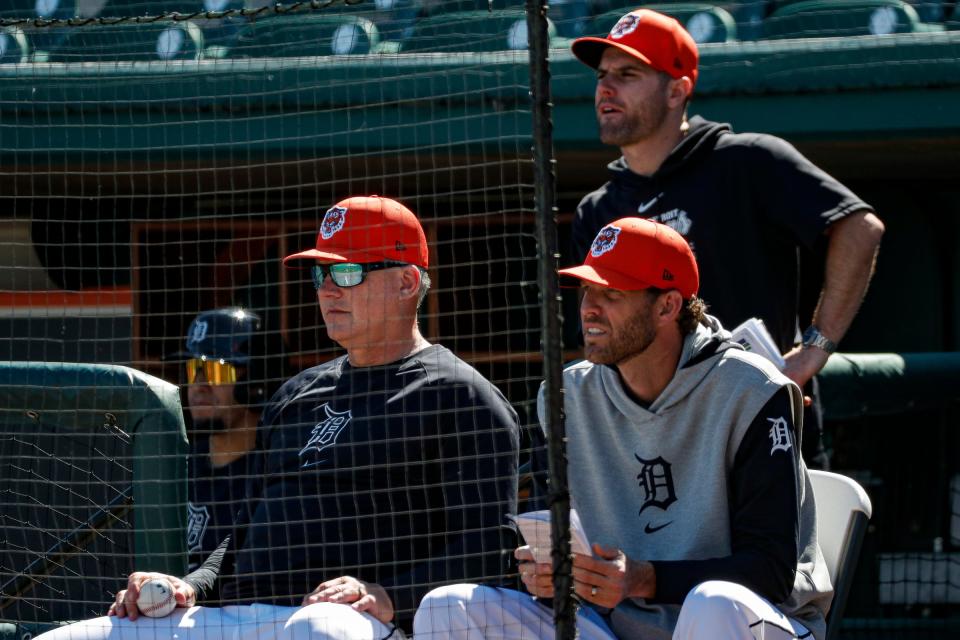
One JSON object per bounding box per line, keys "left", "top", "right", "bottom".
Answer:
{"left": 526, "top": 2, "right": 576, "bottom": 639}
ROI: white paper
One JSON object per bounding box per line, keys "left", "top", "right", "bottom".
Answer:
{"left": 511, "top": 509, "right": 591, "bottom": 564}
{"left": 730, "top": 317, "right": 786, "bottom": 370}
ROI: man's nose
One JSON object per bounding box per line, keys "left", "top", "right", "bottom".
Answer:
{"left": 596, "top": 76, "right": 615, "bottom": 97}
{"left": 317, "top": 273, "right": 342, "bottom": 297}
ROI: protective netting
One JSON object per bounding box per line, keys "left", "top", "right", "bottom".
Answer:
{"left": 0, "top": 1, "right": 958, "bottom": 638}
{"left": 0, "top": 0, "right": 542, "bottom": 634}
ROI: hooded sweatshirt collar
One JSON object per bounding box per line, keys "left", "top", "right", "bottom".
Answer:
{"left": 598, "top": 314, "right": 742, "bottom": 419}
{"left": 606, "top": 116, "right": 731, "bottom": 185}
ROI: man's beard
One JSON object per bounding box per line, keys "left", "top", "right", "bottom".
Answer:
{"left": 191, "top": 418, "right": 227, "bottom": 435}
{"left": 598, "top": 96, "right": 670, "bottom": 148}
{"left": 585, "top": 309, "right": 657, "bottom": 366}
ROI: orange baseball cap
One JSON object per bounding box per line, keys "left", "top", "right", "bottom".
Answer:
{"left": 571, "top": 9, "right": 699, "bottom": 87}
{"left": 283, "top": 196, "right": 429, "bottom": 268}
{"left": 559, "top": 217, "right": 698, "bottom": 298}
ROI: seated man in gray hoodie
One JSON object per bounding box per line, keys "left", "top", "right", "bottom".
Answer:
{"left": 414, "top": 218, "right": 833, "bottom": 639}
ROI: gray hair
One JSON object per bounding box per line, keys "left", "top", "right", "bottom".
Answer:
{"left": 416, "top": 267, "right": 431, "bottom": 309}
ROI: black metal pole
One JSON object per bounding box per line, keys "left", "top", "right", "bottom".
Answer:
{"left": 526, "top": 2, "right": 576, "bottom": 639}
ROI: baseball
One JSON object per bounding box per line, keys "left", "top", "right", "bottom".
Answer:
{"left": 137, "top": 578, "right": 177, "bottom": 618}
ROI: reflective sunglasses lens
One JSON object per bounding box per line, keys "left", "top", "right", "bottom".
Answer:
{"left": 186, "top": 359, "right": 237, "bottom": 385}
{"left": 310, "top": 264, "right": 326, "bottom": 289}
{"left": 330, "top": 263, "right": 365, "bottom": 287}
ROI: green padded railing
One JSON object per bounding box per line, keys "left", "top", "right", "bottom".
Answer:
{"left": 0, "top": 362, "right": 188, "bottom": 627}
{"left": 819, "top": 352, "right": 960, "bottom": 419}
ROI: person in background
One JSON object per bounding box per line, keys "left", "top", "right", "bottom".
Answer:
{"left": 179, "top": 307, "right": 285, "bottom": 574}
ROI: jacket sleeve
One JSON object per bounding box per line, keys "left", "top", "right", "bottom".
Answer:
{"left": 182, "top": 534, "right": 230, "bottom": 603}
{"left": 650, "top": 387, "right": 801, "bottom": 604}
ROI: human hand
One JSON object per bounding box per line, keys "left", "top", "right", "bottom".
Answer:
{"left": 572, "top": 543, "right": 654, "bottom": 607}
{"left": 515, "top": 545, "right": 555, "bottom": 598}
{"left": 782, "top": 346, "right": 830, "bottom": 398}
{"left": 302, "top": 575, "right": 394, "bottom": 625}
{"left": 108, "top": 572, "right": 196, "bottom": 620}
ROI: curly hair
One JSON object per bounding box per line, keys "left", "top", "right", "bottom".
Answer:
{"left": 646, "top": 288, "right": 708, "bottom": 335}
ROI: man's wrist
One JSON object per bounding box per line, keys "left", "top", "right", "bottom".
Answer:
{"left": 801, "top": 325, "right": 838, "bottom": 354}
{"left": 627, "top": 559, "right": 656, "bottom": 600}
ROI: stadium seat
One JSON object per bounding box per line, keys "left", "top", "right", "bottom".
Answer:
{"left": 45, "top": 20, "right": 205, "bottom": 62}
{"left": 594, "top": 1, "right": 764, "bottom": 40}
{"left": 808, "top": 470, "right": 873, "bottom": 640}
{"left": 591, "top": 4, "right": 739, "bottom": 43}
{"left": 771, "top": 0, "right": 947, "bottom": 23}
{"left": 403, "top": 9, "right": 560, "bottom": 53}
{"left": 1, "top": 0, "right": 75, "bottom": 20}
{"left": 226, "top": 14, "right": 391, "bottom": 58}
{"left": 0, "top": 27, "right": 30, "bottom": 64}
{"left": 948, "top": 1, "right": 960, "bottom": 29}
{"left": 97, "top": 0, "right": 200, "bottom": 16}
{"left": 547, "top": 0, "right": 594, "bottom": 38}
{"left": 763, "top": 0, "right": 945, "bottom": 39}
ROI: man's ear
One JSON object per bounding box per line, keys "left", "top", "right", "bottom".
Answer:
{"left": 398, "top": 265, "right": 421, "bottom": 301}
{"left": 657, "top": 290, "right": 683, "bottom": 324}
{"left": 668, "top": 76, "right": 693, "bottom": 109}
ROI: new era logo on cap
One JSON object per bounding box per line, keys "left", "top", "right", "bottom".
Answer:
{"left": 559, "top": 217, "right": 699, "bottom": 298}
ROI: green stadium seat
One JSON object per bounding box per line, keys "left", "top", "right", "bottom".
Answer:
{"left": 403, "top": 9, "right": 561, "bottom": 53}
{"left": 46, "top": 20, "right": 205, "bottom": 62}
{"left": 595, "top": 1, "right": 763, "bottom": 40}
{"left": 1, "top": 0, "right": 76, "bottom": 20}
{"left": 771, "top": 0, "right": 947, "bottom": 23}
{"left": 97, "top": 0, "right": 200, "bottom": 16}
{"left": 548, "top": 0, "right": 594, "bottom": 38}
{"left": 0, "top": 27, "right": 30, "bottom": 64}
{"left": 948, "top": 2, "right": 960, "bottom": 29}
{"left": 591, "top": 4, "right": 739, "bottom": 43}
{"left": 226, "top": 14, "right": 392, "bottom": 58}
{"left": 763, "top": 0, "right": 945, "bottom": 39}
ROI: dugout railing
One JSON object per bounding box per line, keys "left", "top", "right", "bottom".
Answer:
{"left": 0, "top": 362, "right": 188, "bottom": 635}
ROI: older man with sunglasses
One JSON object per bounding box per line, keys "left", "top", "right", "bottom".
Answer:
{"left": 37, "top": 196, "right": 520, "bottom": 640}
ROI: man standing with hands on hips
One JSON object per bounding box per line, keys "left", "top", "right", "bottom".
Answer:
{"left": 569, "top": 8, "right": 885, "bottom": 467}
{"left": 415, "top": 218, "right": 832, "bottom": 639}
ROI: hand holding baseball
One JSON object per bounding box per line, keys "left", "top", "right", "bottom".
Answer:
{"left": 108, "top": 572, "right": 196, "bottom": 620}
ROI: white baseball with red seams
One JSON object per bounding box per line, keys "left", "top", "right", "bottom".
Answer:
{"left": 137, "top": 578, "right": 177, "bottom": 618}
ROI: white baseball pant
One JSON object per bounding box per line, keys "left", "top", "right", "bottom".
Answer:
{"left": 33, "top": 602, "right": 401, "bottom": 640}
{"left": 413, "top": 581, "right": 812, "bottom": 639}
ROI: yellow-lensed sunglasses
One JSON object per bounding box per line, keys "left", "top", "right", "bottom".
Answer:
{"left": 185, "top": 358, "right": 238, "bottom": 385}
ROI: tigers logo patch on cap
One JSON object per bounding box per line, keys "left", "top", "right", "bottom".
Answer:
{"left": 610, "top": 13, "right": 641, "bottom": 39}
{"left": 320, "top": 206, "right": 347, "bottom": 240}
{"left": 591, "top": 225, "right": 621, "bottom": 257}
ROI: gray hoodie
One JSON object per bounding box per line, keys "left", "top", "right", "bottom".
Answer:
{"left": 537, "top": 316, "right": 832, "bottom": 639}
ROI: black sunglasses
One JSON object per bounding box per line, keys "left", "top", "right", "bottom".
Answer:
{"left": 310, "top": 261, "right": 408, "bottom": 289}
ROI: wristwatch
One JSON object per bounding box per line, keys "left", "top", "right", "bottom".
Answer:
{"left": 801, "top": 325, "right": 838, "bottom": 354}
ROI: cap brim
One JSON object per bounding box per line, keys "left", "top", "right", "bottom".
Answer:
{"left": 571, "top": 36, "right": 656, "bottom": 71}
{"left": 557, "top": 264, "right": 653, "bottom": 291}
{"left": 283, "top": 249, "right": 353, "bottom": 267}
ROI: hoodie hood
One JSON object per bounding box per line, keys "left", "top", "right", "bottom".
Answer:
{"left": 650, "top": 313, "right": 743, "bottom": 413}
{"left": 606, "top": 116, "right": 731, "bottom": 184}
